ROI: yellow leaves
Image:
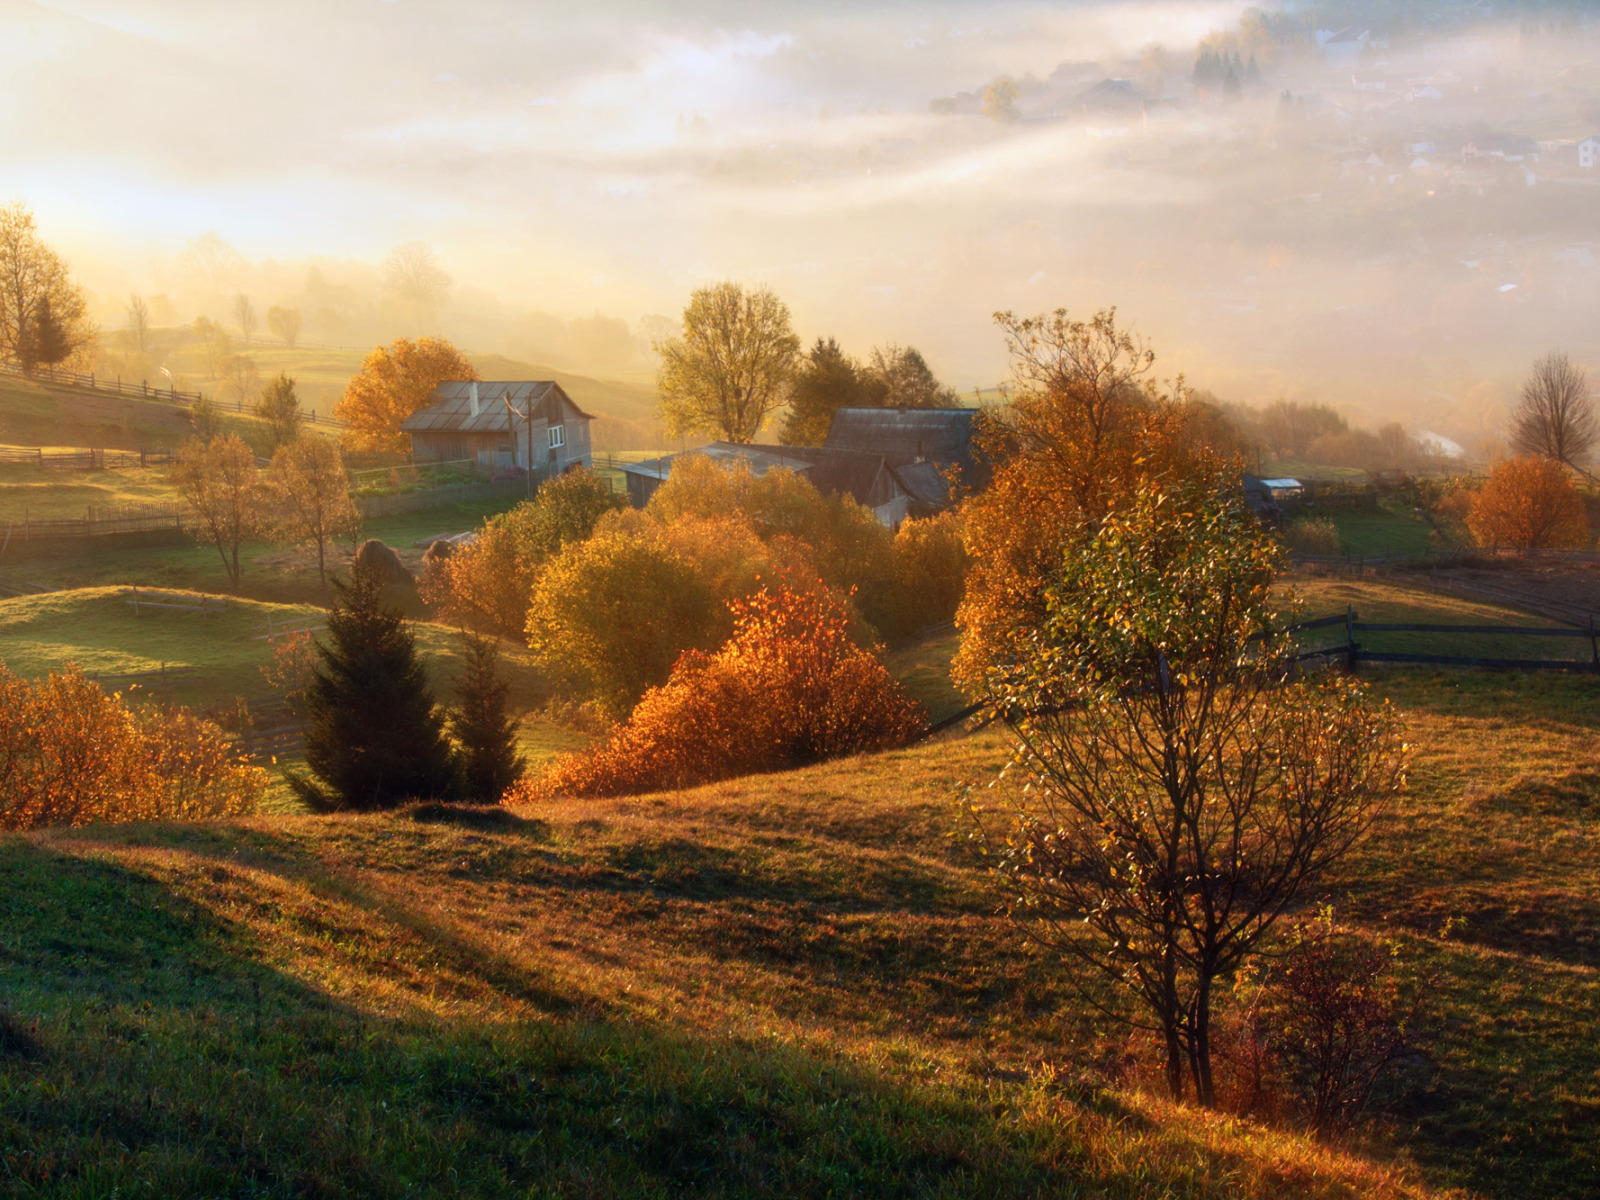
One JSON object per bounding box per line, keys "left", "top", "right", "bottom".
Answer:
{"left": 335, "top": 336, "right": 479, "bottom": 455}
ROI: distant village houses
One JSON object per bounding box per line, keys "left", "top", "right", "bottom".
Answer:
{"left": 621, "top": 407, "right": 982, "bottom": 528}
{"left": 401, "top": 381, "right": 594, "bottom": 476}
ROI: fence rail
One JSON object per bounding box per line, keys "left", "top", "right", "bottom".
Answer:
{"left": 0, "top": 358, "right": 205, "bottom": 404}
{"left": 1293, "top": 607, "right": 1600, "bottom": 673}
{"left": 3, "top": 505, "right": 188, "bottom": 541}
{"left": 0, "top": 446, "right": 174, "bottom": 471}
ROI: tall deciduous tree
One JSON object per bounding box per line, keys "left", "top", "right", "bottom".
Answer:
{"left": 381, "top": 241, "right": 452, "bottom": 331}
{"left": 656, "top": 281, "right": 800, "bottom": 443}
{"left": 967, "top": 480, "right": 1404, "bottom": 1107}
{"left": 270, "top": 435, "right": 358, "bottom": 587}
{"left": 0, "top": 202, "right": 91, "bottom": 371}
{"left": 126, "top": 294, "right": 151, "bottom": 355}
{"left": 256, "top": 371, "right": 304, "bottom": 451}
{"left": 170, "top": 433, "right": 265, "bottom": 591}
{"left": 450, "top": 633, "right": 526, "bottom": 801}
{"left": 779, "top": 337, "right": 869, "bottom": 445}
{"left": 336, "top": 336, "right": 479, "bottom": 454}
{"left": 233, "top": 293, "right": 258, "bottom": 344}
{"left": 291, "top": 561, "right": 458, "bottom": 811}
{"left": 1510, "top": 351, "right": 1597, "bottom": 470}
{"left": 266, "top": 304, "right": 303, "bottom": 348}
{"left": 954, "top": 307, "right": 1238, "bottom": 692}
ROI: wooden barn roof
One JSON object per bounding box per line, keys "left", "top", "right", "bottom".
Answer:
{"left": 401, "top": 381, "right": 595, "bottom": 436}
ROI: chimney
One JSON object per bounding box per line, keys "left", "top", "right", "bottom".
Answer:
{"left": 469, "top": 381, "right": 479, "bottom": 417}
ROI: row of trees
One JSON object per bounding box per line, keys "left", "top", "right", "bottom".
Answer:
{"left": 424, "top": 462, "right": 967, "bottom": 719}
{"left": 0, "top": 202, "right": 93, "bottom": 374}
{"left": 655, "top": 281, "right": 960, "bottom": 446}
{"left": 170, "top": 430, "right": 356, "bottom": 590}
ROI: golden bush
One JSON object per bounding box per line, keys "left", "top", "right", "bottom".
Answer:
{"left": 0, "top": 666, "right": 265, "bottom": 830}
{"left": 516, "top": 585, "right": 928, "bottom": 799}
{"left": 1466, "top": 455, "right": 1591, "bottom": 550}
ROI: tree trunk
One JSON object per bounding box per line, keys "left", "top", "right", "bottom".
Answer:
{"left": 1191, "top": 971, "right": 1218, "bottom": 1107}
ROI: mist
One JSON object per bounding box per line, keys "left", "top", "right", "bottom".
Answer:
{"left": 8, "top": 0, "right": 1600, "bottom": 453}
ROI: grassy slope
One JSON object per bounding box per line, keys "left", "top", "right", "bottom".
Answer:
{"left": 0, "top": 375, "right": 273, "bottom": 459}
{"left": 1, "top": 577, "right": 1596, "bottom": 1195}
{"left": 163, "top": 343, "right": 660, "bottom": 426}
{"left": 0, "top": 729, "right": 1430, "bottom": 1200}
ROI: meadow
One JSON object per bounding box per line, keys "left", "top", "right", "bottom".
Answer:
{"left": 0, "top": 644, "right": 1595, "bottom": 1197}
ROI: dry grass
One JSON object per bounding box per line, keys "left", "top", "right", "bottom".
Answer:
{"left": 0, "top": 577, "right": 1594, "bottom": 1196}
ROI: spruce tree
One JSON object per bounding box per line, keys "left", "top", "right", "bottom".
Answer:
{"left": 291, "top": 561, "right": 458, "bottom": 811}
{"left": 450, "top": 633, "right": 527, "bottom": 802}
{"left": 21, "top": 295, "right": 72, "bottom": 372}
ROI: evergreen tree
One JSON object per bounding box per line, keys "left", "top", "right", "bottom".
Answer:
{"left": 780, "top": 336, "right": 869, "bottom": 445}
{"left": 20, "top": 295, "right": 72, "bottom": 372}
{"left": 291, "top": 561, "right": 458, "bottom": 810}
{"left": 1246, "top": 55, "right": 1262, "bottom": 87}
{"left": 450, "top": 633, "right": 527, "bottom": 801}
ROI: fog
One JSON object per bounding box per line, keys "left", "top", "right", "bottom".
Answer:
{"left": 7, "top": 0, "right": 1600, "bottom": 453}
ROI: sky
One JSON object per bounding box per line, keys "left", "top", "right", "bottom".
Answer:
{"left": 5, "top": 0, "right": 1598, "bottom": 445}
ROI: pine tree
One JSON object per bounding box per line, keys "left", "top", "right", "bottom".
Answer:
{"left": 291, "top": 561, "right": 458, "bottom": 810}
{"left": 20, "top": 295, "right": 72, "bottom": 372}
{"left": 450, "top": 633, "right": 527, "bottom": 802}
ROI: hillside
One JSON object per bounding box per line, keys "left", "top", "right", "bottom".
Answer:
{"left": 0, "top": 374, "right": 275, "bottom": 454}
{"left": 155, "top": 341, "right": 660, "bottom": 429}
{"left": 2, "top": 659, "right": 1597, "bottom": 1196}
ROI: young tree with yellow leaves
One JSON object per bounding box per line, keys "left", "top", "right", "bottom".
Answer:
{"left": 336, "top": 336, "right": 478, "bottom": 454}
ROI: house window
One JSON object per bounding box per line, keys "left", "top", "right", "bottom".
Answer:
{"left": 547, "top": 425, "right": 565, "bottom": 449}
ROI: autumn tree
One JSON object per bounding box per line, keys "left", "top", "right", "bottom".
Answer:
{"left": 270, "top": 435, "right": 359, "bottom": 587}
{"left": 864, "top": 343, "right": 959, "bottom": 409}
{"left": 780, "top": 337, "right": 869, "bottom": 445}
{"left": 336, "top": 336, "right": 479, "bottom": 454}
{"left": 126, "top": 293, "right": 151, "bottom": 354}
{"left": 1510, "top": 351, "right": 1597, "bottom": 470}
{"left": 291, "top": 561, "right": 458, "bottom": 811}
{"left": 1467, "top": 455, "right": 1590, "bottom": 550}
{"left": 170, "top": 433, "right": 267, "bottom": 591}
{"left": 267, "top": 304, "right": 303, "bottom": 348}
{"left": 255, "top": 371, "right": 304, "bottom": 451}
{"left": 656, "top": 281, "right": 800, "bottom": 443}
{"left": 423, "top": 469, "right": 620, "bottom": 637}
{"left": 982, "top": 76, "right": 1020, "bottom": 122}
{"left": 233, "top": 293, "right": 258, "bottom": 344}
{"left": 522, "top": 585, "right": 926, "bottom": 800}
{"left": 382, "top": 241, "right": 452, "bottom": 332}
{"left": 217, "top": 353, "right": 261, "bottom": 408}
{"left": 0, "top": 201, "right": 91, "bottom": 372}
{"left": 967, "top": 480, "right": 1405, "bottom": 1107}
{"left": 192, "top": 316, "right": 233, "bottom": 377}
{"left": 955, "top": 307, "right": 1239, "bottom": 690}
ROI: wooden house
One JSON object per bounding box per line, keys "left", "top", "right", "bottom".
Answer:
{"left": 401, "top": 381, "right": 594, "bottom": 475}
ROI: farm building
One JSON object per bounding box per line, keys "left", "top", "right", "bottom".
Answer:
{"left": 400, "top": 381, "right": 594, "bottom": 475}
{"left": 620, "top": 440, "right": 940, "bottom": 527}
{"left": 823, "top": 407, "right": 985, "bottom": 501}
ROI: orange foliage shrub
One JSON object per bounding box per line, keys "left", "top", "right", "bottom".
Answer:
{"left": 887, "top": 510, "right": 969, "bottom": 635}
{"left": 0, "top": 666, "right": 265, "bottom": 829}
{"left": 514, "top": 585, "right": 928, "bottom": 799}
{"left": 1466, "top": 455, "right": 1591, "bottom": 550}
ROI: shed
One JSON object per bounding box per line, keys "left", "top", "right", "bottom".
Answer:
{"left": 401, "top": 381, "right": 594, "bottom": 476}
{"left": 619, "top": 443, "right": 812, "bottom": 512}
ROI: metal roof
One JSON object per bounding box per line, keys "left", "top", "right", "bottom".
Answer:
{"left": 619, "top": 443, "right": 814, "bottom": 483}
{"left": 823, "top": 407, "right": 977, "bottom": 470}
{"left": 400, "top": 381, "right": 596, "bottom": 436}
{"left": 742, "top": 443, "right": 899, "bottom": 508}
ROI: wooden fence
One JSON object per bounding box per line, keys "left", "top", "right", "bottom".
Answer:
{"left": 0, "top": 446, "right": 174, "bottom": 470}
{"left": 1292, "top": 607, "right": 1600, "bottom": 672}
{"left": 2, "top": 504, "right": 189, "bottom": 542}
{"left": 0, "top": 359, "right": 205, "bottom": 404}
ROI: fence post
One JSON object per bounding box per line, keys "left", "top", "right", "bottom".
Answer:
{"left": 1345, "top": 605, "right": 1358, "bottom": 673}
{"left": 1590, "top": 616, "right": 1598, "bottom": 674}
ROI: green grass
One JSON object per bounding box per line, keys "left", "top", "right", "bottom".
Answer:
{"left": 885, "top": 628, "right": 966, "bottom": 721}
{"left": 1324, "top": 504, "right": 1444, "bottom": 557}
{"left": 0, "top": 375, "right": 272, "bottom": 455}
{"left": 0, "top": 461, "right": 184, "bottom": 521}
{"left": 1288, "top": 576, "right": 1589, "bottom": 663}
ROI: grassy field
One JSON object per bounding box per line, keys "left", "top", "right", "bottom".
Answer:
{"left": 0, "top": 375, "right": 273, "bottom": 457}
{"left": 1, "top": 647, "right": 1596, "bottom": 1195}
{"left": 1324, "top": 504, "right": 1445, "bottom": 558}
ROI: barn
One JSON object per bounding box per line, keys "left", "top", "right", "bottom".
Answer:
{"left": 822, "top": 407, "right": 986, "bottom": 501}
{"left": 401, "top": 381, "right": 594, "bottom": 475}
